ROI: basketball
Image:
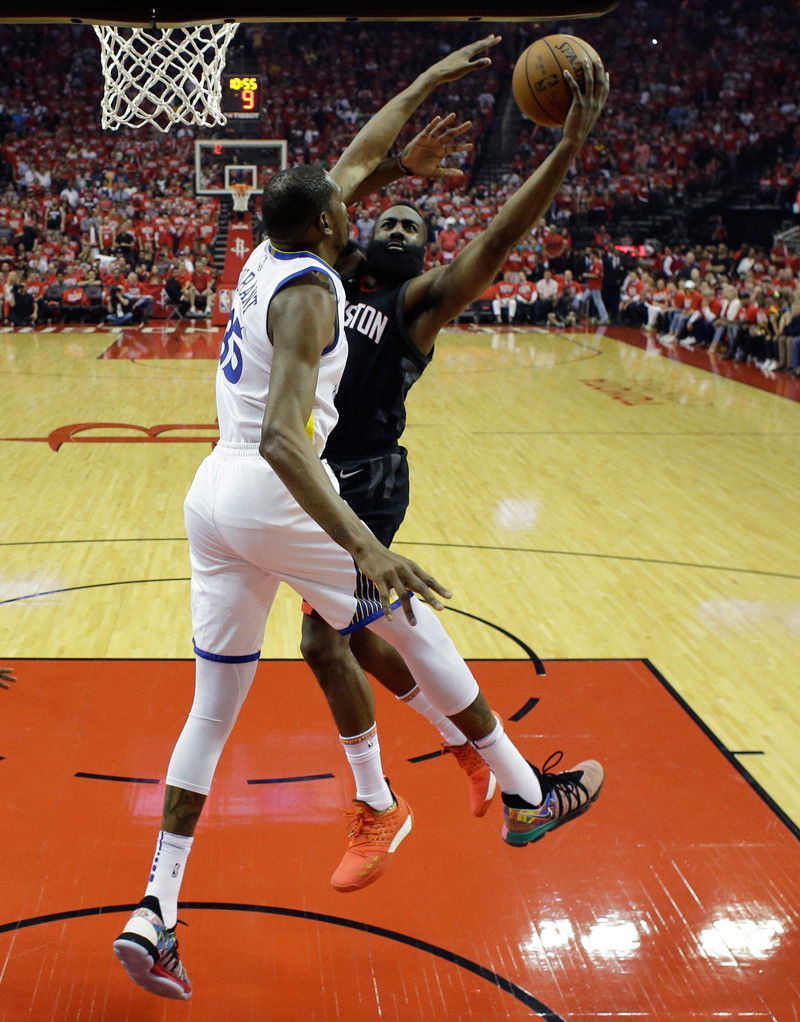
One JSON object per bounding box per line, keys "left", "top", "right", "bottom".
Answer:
{"left": 512, "top": 34, "right": 602, "bottom": 128}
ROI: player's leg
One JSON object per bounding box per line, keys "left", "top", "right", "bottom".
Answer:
{"left": 302, "top": 609, "right": 493, "bottom": 817}
{"left": 224, "top": 472, "right": 418, "bottom": 895}
{"left": 114, "top": 452, "right": 277, "bottom": 999}
{"left": 306, "top": 467, "right": 495, "bottom": 816}
{"left": 349, "top": 625, "right": 495, "bottom": 815}
{"left": 368, "top": 600, "right": 603, "bottom": 845}
{"left": 298, "top": 610, "right": 413, "bottom": 892}
{"left": 301, "top": 609, "right": 391, "bottom": 809}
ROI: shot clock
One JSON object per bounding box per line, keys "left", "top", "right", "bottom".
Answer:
{"left": 222, "top": 75, "right": 261, "bottom": 119}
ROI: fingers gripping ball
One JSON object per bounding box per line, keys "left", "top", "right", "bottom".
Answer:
{"left": 512, "top": 34, "right": 601, "bottom": 127}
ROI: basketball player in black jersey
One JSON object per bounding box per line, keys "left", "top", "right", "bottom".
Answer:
{"left": 302, "top": 57, "right": 610, "bottom": 889}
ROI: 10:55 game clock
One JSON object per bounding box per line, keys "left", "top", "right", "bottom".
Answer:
{"left": 222, "top": 75, "right": 261, "bottom": 119}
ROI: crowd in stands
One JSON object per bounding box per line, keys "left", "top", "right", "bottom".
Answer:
{"left": 465, "top": 229, "right": 800, "bottom": 375}
{"left": 1, "top": 2, "right": 799, "bottom": 357}
{"left": 0, "top": 183, "right": 220, "bottom": 325}
{"left": 504, "top": 1, "right": 800, "bottom": 226}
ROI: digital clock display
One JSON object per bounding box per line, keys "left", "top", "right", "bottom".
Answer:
{"left": 222, "top": 75, "right": 261, "bottom": 118}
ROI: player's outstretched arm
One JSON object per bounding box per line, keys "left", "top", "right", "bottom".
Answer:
{"left": 406, "top": 58, "right": 610, "bottom": 347}
{"left": 260, "top": 279, "right": 451, "bottom": 624}
{"left": 330, "top": 35, "right": 500, "bottom": 205}
{"left": 348, "top": 113, "right": 474, "bottom": 203}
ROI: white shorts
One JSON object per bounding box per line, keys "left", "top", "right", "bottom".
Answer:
{"left": 184, "top": 442, "right": 388, "bottom": 661}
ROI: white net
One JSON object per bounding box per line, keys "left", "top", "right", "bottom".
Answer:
{"left": 93, "top": 23, "right": 240, "bottom": 132}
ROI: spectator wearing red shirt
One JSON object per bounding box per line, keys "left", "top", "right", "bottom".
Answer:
{"left": 683, "top": 284, "right": 721, "bottom": 348}
{"left": 618, "top": 269, "right": 646, "bottom": 327}
{"left": 489, "top": 272, "right": 518, "bottom": 325}
{"left": 436, "top": 220, "right": 460, "bottom": 263}
{"left": 644, "top": 277, "right": 672, "bottom": 332}
{"left": 553, "top": 269, "right": 584, "bottom": 325}
{"left": 196, "top": 215, "right": 217, "bottom": 257}
{"left": 24, "top": 269, "right": 46, "bottom": 317}
{"left": 184, "top": 256, "right": 215, "bottom": 316}
{"left": 542, "top": 228, "right": 568, "bottom": 274}
{"left": 502, "top": 245, "right": 526, "bottom": 276}
{"left": 61, "top": 281, "right": 89, "bottom": 322}
{"left": 122, "top": 271, "right": 154, "bottom": 325}
{"left": 514, "top": 275, "right": 537, "bottom": 324}
{"left": 659, "top": 279, "right": 692, "bottom": 344}
{"left": 582, "top": 248, "right": 610, "bottom": 324}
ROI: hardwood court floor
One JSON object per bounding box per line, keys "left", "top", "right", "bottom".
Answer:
{"left": 1, "top": 319, "right": 799, "bottom": 1019}
{"left": 1, "top": 656, "right": 798, "bottom": 1021}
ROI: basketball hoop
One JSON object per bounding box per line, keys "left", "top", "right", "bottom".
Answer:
{"left": 93, "top": 23, "right": 239, "bottom": 132}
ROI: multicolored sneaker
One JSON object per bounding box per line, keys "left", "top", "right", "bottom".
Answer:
{"left": 112, "top": 896, "right": 192, "bottom": 1000}
{"left": 331, "top": 784, "right": 413, "bottom": 893}
{"left": 502, "top": 752, "right": 604, "bottom": 846}
{"left": 442, "top": 741, "right": 497, "bottom": 817}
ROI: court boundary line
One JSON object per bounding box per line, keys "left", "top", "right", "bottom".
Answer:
{"left": 2, "top": 655, "right": 797, "bottom": 842}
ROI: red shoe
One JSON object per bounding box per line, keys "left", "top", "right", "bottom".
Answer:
{"left": 442, "top": 742, "right": 497, "bottom": 817}
{"left": 331, "top": 784, "right": 413, "bottom": 893}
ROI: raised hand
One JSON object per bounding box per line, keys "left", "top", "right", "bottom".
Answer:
{"left": 425, "top": 34, "right": 502, "bottom": 84}
{"left": 562, "top": 58, "right": 610, "bottom": 149}
{"left": 400, "top": 113, "right": 473, "bottom": 179}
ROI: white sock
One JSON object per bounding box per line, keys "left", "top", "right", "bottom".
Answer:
{"left": 144, "top": 831, "right": 193, "bottom": 929}
{"left": 472, "top": 717, "right": 542, "bottom": 805}
{"left": 340, "top": 724, "right": 393, "bottom": 810}
{"left": 398, "top": 685, "right": 466, "bottom": 746}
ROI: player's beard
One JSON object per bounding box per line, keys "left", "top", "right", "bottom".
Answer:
{"left": 364, "top": 238, "right": 425, "bottom": 285}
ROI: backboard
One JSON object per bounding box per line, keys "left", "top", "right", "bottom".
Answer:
{"left": 195, "top": 140, "right": 287, "bottom": 196}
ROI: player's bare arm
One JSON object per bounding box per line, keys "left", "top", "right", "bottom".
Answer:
{"left": 349, "top": 113, "right": 474, "bottom": 203}
{"left": 330, "top": 35, "right": 500, "bottom": 205}
{"left": 404, "top": 58, "right": 610, "bottom": 352}
{"left": 261, "top": 277, "right": 451, "bottom": 623}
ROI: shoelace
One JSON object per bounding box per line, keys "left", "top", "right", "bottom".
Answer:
{"left": 444, "top": 743, "right": 487, "bottom": 778}
{"left": 159, "top": 919, "right": 187, "bottom": 974}
{"left": 342, "top": 803, "right": 397, "bottom": 846}
{"left": 537, "top": 751, "right": 589, "bottom": 815}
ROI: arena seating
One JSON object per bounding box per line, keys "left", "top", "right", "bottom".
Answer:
{"left": 0, "top": 3, "right": 798, "bottom": 334}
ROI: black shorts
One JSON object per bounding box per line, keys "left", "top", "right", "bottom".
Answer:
{"left": 326, "top": 448, "right": 409, "bottom": 547}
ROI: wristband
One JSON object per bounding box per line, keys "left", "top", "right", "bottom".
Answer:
{"left": 396, "top": 154, "right": 414, "bottom": 177}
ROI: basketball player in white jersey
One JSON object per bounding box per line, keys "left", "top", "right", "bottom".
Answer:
{"left": 114, "top": 42, "right": 609, "bottom": 1004}
{"left": 112, "top": 36, "right": 553, "bottom": 1001}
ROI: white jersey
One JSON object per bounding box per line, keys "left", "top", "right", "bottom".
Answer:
{"left": 215, "top": 239, "right": 347, "bottom": 454}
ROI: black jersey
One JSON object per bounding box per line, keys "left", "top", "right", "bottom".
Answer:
{"left": 322, "top": 273, "right": 432, "bottom": 544}
{"left": 323, "top": 275, "right": 432, "bottom": 460}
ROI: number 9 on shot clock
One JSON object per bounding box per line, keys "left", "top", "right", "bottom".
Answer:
{"left": 222, "top": 75, "right": 261, "bottom": 119}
